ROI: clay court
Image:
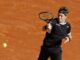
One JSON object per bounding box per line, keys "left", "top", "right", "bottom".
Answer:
{"left": 0, "top": 0, "right": 80, "bottom": 60}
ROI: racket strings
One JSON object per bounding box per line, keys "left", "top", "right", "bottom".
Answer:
{"left": 39, "top": 12, "right": 54, "bottom": 21}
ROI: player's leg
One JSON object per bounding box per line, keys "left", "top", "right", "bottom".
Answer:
{"left": 38, "top": 46, "right": 49, "bottom": 60}
{"left": 50, "top": 52, "right": 62, "bottom": 60}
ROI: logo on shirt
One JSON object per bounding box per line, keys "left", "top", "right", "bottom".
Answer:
{"left": 67, "top": 26, "right": 69, "bottom": 28}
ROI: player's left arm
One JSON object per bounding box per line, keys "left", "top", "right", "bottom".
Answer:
{"left": 64, "top": 23, "right": 72, "bottom": 43}
{"left": 67, "top": 32, "right": 72, "bottom": 40}
{"left": 64, "top": 32, "right": 72, "bottom": 43}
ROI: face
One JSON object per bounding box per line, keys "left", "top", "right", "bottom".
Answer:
{"left": 58, "top": 13, "right": 67, "bottom": 23}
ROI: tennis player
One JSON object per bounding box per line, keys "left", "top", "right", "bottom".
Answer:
{"left": 38, "top": 7, "right": 72, "bottom": 60}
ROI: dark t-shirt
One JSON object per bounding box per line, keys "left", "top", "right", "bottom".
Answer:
{"left": 43, "top": 18, "right": 71, "bottom": 47}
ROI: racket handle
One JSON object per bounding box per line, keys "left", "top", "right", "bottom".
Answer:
{"left": 42, "top": 25, "right": 47, "bottom": 31}
{"left": 45, "top": 19, "right": 53, "bottom": 23}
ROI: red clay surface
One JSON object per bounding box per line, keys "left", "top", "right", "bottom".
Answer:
{"left": 0, "top": 0, "right": 80, "bottom": 60}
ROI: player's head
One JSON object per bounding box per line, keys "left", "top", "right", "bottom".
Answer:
{"left": 58, "top": 7, "right": 69, "bottom": 23}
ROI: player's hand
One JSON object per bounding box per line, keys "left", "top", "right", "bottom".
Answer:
{"left": 62, "top": 37, "right": 70, "bottom": 44}
{"left": 47, "top": 23, "right": 52, "bottom": 30}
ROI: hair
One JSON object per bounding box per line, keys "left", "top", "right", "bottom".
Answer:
{"left": 58, "top": 7, "right": 69, "bottom": 15}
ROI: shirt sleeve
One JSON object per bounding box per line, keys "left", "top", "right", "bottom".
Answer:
{"left": 67, "top": 23, "right": 71, "bottom": 34}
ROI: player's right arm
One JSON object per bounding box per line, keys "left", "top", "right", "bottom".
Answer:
{"left": 42, "top": 20, "right": 55, "bottom": 33}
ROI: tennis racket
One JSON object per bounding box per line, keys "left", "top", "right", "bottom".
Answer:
{"left": 38, "top": 11, "right": 54, "bottom": 23}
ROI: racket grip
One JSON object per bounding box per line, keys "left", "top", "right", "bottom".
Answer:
{"left": 42, "top": 25, "right": 47, "bottom": 31}
{"left": 45, "top": 19, "right": 51, "bottom": 23}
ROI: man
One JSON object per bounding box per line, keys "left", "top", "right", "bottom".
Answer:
{"left": 38, "top": 7, "right": 72, "bottom": 60}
